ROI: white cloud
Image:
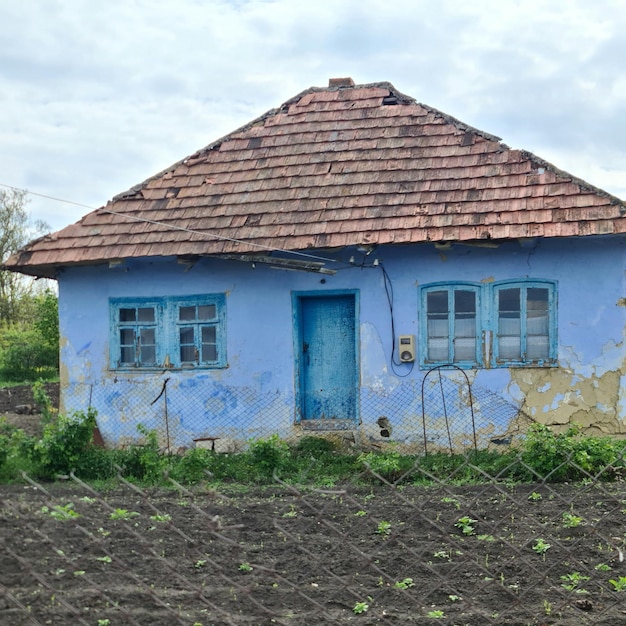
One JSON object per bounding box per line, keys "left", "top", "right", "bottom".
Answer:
{"left": 0, "top": 0, "right": 625, "bottom": 233}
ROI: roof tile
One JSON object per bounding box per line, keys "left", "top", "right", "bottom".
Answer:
{"left": 5, "top": 80, "right": 625, "bottom": 277}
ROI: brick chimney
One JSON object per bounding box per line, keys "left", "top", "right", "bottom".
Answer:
{"left": 328, "top": 77, "right": 355, "bottom": 88}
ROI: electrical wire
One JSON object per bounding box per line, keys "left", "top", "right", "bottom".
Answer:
{"left": 0, "top": 182, "right": 350, "bottom": 267}
{"left": 379, "top": 262, "right": 414, "bottom": 377}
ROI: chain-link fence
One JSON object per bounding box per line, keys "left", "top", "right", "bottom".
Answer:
{"left": 2, "top": 455, "right": 625, "bottom": 625}
{"left": 65, "top": 369, "right": 534, "bottom": 454}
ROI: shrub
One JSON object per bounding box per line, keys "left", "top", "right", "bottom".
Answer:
{"left": 32, "top": 379, "right": 56, "bottom": 423}
{"left": 113, "top": 425, "right": 168, "bottom": 482}
{"left": 33, "top": 407, "right": 98, "bottom": 478}
{"left": 247, "top": 434, "right": 290, "bottom": 479}
{"left": 294, "top": 435, "right": 336, "bottom": 457}
{"left": 520, "top": 424, "right": 625, "bottom": 481}
{"left": 0, "top": 328, "right": 57, "bottom": 381}
{"left": 169, "top": 447, "right": 214, "bottom": 484}
{"left": 358, "top": 450, "right": 415, "bottom": 482}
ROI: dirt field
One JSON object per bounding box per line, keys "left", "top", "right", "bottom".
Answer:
{"left": 1, "top": 477, "right": 625, "bottom": 626}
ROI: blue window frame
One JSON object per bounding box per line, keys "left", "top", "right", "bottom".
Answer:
{"left": 174, "top": 296, "right": 224, "bottom": 368}
{"left": 420, "top": 283, "right": 482, "bottom": 367}
{"left": 492, "top": 281, "right": 556, "bottom": 366}
{"left": 419, "top": 280, "right": 557, "bottom": 369}
{"left": 110, "top": 299, "right": 162, "bottom": 368}
{"left": 110, "top": 294, "right": 226, "bottom": 370}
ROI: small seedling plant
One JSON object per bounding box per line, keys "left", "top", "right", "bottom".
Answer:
{"left": 353, "top": 601, "right": 369, "bottom": 614}
{"left": 609, "top": 575, "right": 626, "bottom": 592}
{"left": 441, "top": 496, "right": 461, "bottom": 509}
{"left": 376, "top": 520, "right": 392, "bottom": 536}
{"left": 110, "top": 508, "right": 140, "bottom": 521}
{"left": 95, "top": 556, "right": 112, "bottom": 564}
{"left": 394, "top": 578, "right": 414, "bottom": 589}
{"left": 562, "top": 512, "right": 584, "bottom": 528}
{"left": 238, "top": 562, "right": 253, "bottom": 572}
{"left": 560, "top": 572, "right": 590, "bottom": 593}
{"left": 40, "top": 504, "right": 80, "bottom": 521}
{"left": 455, "top": 516, "right": 477, "bottom": 536}
{"left": 532, "top": 538, "right": 551, "bottom": 556}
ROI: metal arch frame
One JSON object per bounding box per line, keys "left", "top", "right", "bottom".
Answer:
{"left": 420, "top": 364, "right": 477, "bottom": 456}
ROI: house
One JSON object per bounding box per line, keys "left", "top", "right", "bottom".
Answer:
{"left": 5, "top": 78, "right": 626, "bottom": 452}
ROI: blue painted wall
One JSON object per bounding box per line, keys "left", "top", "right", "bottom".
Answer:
{"left": 58, "top": 235, "right": 626, "bottom": 451}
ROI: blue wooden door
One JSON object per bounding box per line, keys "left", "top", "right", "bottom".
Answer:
{"left": 298, "top": 295, "right": 357, "bottom": 421}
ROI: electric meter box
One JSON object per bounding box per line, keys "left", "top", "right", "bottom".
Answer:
{"left": 399, "top": 335, "right": 416, "bottom": 362}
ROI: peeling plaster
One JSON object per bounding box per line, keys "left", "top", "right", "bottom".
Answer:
{"left": 510, "top": 357, "right": 626, "bottom": 434}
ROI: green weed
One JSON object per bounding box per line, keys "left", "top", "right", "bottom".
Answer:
{"left": 455, "top": 516, "right": 477, "bottom": 535}
{"left": 40, "top": 503, "right": 80, "bottom": 521}
{"left": 560, "top": 572, "right": 590, "bottom": 593}
{"left": 352, "top": 601, "right": 369, "bottom": 614}
{"left": 562, "top": 511, "right": 584, "bottom": 528}
{"left": 394, "top": 578, "right": 414, "bottom": 589}
{"left": 532, "top": 538, "right": 551, "bottom": 555}
{"left": 609, "top": 576, "right": 626, "bottom": 592}
{"left": 109, "top": 508, "right": 139, "bottom": 521}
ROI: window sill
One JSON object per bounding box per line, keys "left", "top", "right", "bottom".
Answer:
{"left": 111, "top": 364, "right": 228, "bottom": 372}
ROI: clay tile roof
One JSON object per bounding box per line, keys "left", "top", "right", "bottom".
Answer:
{"left": 5, "top": 78, "right": 626, "bottom": 277}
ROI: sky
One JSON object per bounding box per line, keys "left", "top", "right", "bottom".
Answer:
{"left": 1, "top": 0, "right": 625, "bottom": 234}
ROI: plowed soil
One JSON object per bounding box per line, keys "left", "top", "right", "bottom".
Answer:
{"left": 1, "top": 478, "right": 626, "bottom": 625}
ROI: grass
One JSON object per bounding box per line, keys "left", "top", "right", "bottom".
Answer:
{"left": 2, "top": 396, "right": 626, "bottom": 488}
{"left": 0, "top": 375, "right": 59, "bottom": 388}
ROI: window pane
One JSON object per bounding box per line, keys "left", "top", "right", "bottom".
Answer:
{"left": 179, "top": 327, "right": 195, "bottom": 344}
{"left": 453, "top": 291, "right": 476, "bottom": 361}
{"left": 527, "top": 288, "right": 548, "bottom": 310}
{"left": 427, "top": 319, "right": 448, "bottom": 338}
{"left": 120, "top": 328, "right": 135, "bottom": 345}
{"left": 499, "top": 288, "right": 520, "bottom": 317}
{"left": 140, "top": 328, "right": 155, "bottom": 344}
{"left": 527, "top": 336, "right": 549, "bottom": 359}
{"left": 120, "top": 346, "right": 135, "bottom": 364}
{"left": 454, "top": 292, "right": 476, "bottom": 338}
{"left": 454, "top": 338, "right": 476, "bottom": 361}
{"left": 179, "top": 306, "right": 196, "bottom": 321}
{"left": 527, "top": 287, "right": 549, "bottom": 358}
{"left": 202, "top": 344, "right": 217, "bottom": 362}
{"left": 140, "top": 346, "right": 156, "bottom": 364}
{"left": 201, "top": 326, "right": 216, "bottom": 344}
{"left": 200, "top": 326, "right": 217, "bottom": 362}
{"left": 119, "top": 308, "right": 136, "bottom": 322}
{"left": 198, "top": 305, "right": 216, "bottom": 321}
{"left": 499, "top": 336, "right": 521, "bottom": 360}
{"left": 137, "top": 307, "right": 155, "bottom": 322}
{"left": 455, "top": 290, "right": 475, "bottom": 315}
{"left": 427, "top": 291, "right": 448, "bottom": 314}
{"left": 527, "top": 288, "right": 549, "bottom": 335}
{"left": 180, "top": 345, "right": 196, "bottom": 362}
{"left": 428, "top": 338, "right": 449, "bottom": 362}
{"left": 427, "top": 291, "right": 449, "bottom": 361}
{"left": 498, "top": 288, "right": 521, "bottom": 359}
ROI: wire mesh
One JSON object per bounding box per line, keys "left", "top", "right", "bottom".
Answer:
{"left": 64, "top": 371, "right": 536, "bottom": 455}
{"left": 2, "top": 455, "right": 625, "bottom": 625}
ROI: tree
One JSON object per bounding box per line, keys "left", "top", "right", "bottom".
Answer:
{"left": 0, "top": 188, "right": 51, "bottom": 326}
